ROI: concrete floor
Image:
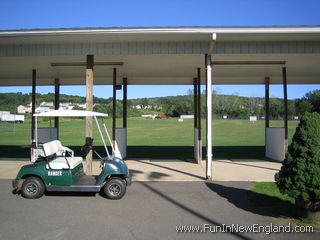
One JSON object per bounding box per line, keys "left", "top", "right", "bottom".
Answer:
{"left": 0, "top": 159, "right": 281, "bottom": 181}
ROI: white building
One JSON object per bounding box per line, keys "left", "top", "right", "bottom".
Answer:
{"left": 0, "top": 111, "right": 10, "bottom": 117}
{"left": 35, "top": 106, "right": 50, "bottom": 113}
{"left": 40, "top": 101, "right": 54, "bottom": 107}
{"left": 17, "top": 105, "right": 31, "bottom": 114}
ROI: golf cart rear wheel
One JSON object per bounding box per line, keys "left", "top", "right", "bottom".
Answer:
{"left": 21, "top": 177, "right": 45, "bottom": 199}
{"left": 103, "top": 177, "right": 126, "bottom": 200}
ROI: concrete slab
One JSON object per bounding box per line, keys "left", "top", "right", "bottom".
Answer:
{"left": 0, "top": 161, "right": 28, "bottom": 179}
{"left": 125, "top": 159, "right": 205, "bottom": 181}
{"left": 208, "top": 160, "right": 281, "bottom": 182}
{"left": 0, "top": 158, "right": 281, "bottom": 182}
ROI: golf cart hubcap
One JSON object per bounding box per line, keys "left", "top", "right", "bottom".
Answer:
{"left": 26, "top": 183, "right": 38, "bottom": 194}
{"left": 109, "top": 183, "right": 121, "bottom": 196}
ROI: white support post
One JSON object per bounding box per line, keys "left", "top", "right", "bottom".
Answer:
{"left": 206, "top": 54, "right": 213, "bottom": 179}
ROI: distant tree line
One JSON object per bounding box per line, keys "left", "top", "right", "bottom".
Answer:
{"left": 0, "top": 89, "right": 319, "bottom": 119}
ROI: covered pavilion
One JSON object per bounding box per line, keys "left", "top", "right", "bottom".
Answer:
{"left": 0, "top": 26, "right": 320, "bottom": 179}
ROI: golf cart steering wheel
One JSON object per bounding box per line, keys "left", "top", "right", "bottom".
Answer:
{"left": 81, "top": 137, "right": 93, "bottom": 150}
{"left": 81, "top": 137, "right": 93, "bottom": 153}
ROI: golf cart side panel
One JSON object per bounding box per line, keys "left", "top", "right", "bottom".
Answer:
{"left": 45, "top": 169, "right": 72, "bottom": 186}
{"left": 45, "top": 163, "right": 84, "bottom": 186}
{"left": 71, "top": 163, "right": 84, "bottom": 182}
{"left": 16, "top": 163, "right": 47, "bottom": 182}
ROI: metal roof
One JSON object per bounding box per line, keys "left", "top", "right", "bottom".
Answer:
{"left": 0, "top": 26, "right": 320, "bottom": 86}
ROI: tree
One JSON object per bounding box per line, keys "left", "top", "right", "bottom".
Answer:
{"left": 275, "top": 112, "right": 320, "bottom": 215}
{"left": 247, "top": 95, "right": 260, "bottom": 115}
{"left": 93, "top": 104, "right": 109, "bottom": 114}
{"left": 269, "top": 98, "right": 283, "bottom": 119}
{"left": 295, "top": 99, "right": 313, "bottom": 116}
{"left": 305, "top": 90, "right": 320, "bottom": 113}
{"left": 295, "top": 89, "right": 320, "bottom": 116}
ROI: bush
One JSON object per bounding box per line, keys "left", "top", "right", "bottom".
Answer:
{"left": 275, "top": 112, "right": 320, "bottom": 212}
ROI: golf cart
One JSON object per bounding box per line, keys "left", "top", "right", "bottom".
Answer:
{"left": 12, "top": 110, "right": 130, "bottom": 200}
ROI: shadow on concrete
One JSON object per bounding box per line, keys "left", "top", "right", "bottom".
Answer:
{"left": 133, "top": 160, "right": 205, "bottom": 180}
{"left": 129, "top": 169, "right": 144, "bottom": 178}
{"left": 216, "top": 160, "right": 280, "bottom": 171}
{"left": 148, "top": 171, "right": 171, "bottom": 180}
{"left": 140, "top": 181, "right": 253, "bottom": 240}
{"left": 0, "top": 145, "right": 265, "bottom": 160}
{"left": 205, "top": 182, "right": 298, "bottom": 219}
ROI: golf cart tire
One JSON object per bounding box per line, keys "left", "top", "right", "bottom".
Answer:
{"left": 21, "top": 177, "right": 45, "bottom": 199}
{"left": 103, "top": 177, "right": 126, "bottom": 200}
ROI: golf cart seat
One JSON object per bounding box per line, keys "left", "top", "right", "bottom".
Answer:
{"left": 52, "top": 140, "right": 74, "bottom": 157}
{"left": 42, "top": 141, "right": 83, "bottom": 170}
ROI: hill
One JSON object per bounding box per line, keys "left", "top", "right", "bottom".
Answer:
{"left": 0, "top": 91, "right": 299, "bottom": 119}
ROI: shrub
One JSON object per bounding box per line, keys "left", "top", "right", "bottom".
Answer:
{"left": 275, "top": 112, "right": 320, "bottom": 212}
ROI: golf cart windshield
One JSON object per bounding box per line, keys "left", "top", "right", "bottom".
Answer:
{"left": 34, "top": 110, "right": 113, "bottom": 159}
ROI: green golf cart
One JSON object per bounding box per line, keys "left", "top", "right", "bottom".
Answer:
{"left": 12, "top": 110, "right": 131, "bottom": 200}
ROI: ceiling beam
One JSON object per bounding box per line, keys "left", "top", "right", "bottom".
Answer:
{"left": 51, "top": 62, "right": 124, "bottom": 67}
{"left": 213, "top": 61, "right": 286, "bottom": 66}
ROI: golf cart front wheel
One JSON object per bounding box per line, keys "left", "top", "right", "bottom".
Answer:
{"left": 103, "top": 177, "right": 126, "bottom": 200}
{"left": 21, "top": 177, "right": 45, "bottom": 199}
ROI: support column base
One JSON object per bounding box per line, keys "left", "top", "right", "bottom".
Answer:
{"left": 113, "top": 128, "right": 127, "bottom": 159}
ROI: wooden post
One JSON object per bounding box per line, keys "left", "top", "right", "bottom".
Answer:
{"left": 54, "top": 78, "right": 60, "bottom": 139}
{"left": 85, "top": 55, "right": 94, "bottom": 174}
{"left": 112, "top": 68, "right": 117, "bottom": 152}
{"left": 31, "top": 69, "right": 36, "bottom": 144}
{"left": 123, "top": 78, "right": 127, "bottom": 129}
{"left": 197, "top": 68, "right": 202, "bottom": 162}
{"left": 282, "top": 67, "right": 288, "bottom": 151}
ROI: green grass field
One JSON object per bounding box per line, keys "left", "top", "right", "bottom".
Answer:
{"left": 0, "top": 118, "right": 298, "bottom": 159}
{"left": 249, "top": 182, "right": 320, "bottom": 228}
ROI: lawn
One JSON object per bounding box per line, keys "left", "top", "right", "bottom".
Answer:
{"left": 249, "top": 182, "right": 320, "bottom": 229}
{"left": 0, "top": 118, "right": 298, "bottom": 159}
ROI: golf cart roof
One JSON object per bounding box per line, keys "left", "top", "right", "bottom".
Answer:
{"left": 34, "top": 110, "right": 108, "bottom": 117}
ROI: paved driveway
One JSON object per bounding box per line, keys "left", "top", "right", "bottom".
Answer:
{"left": 0, "top": 180, "right": 317, "bottom": 240}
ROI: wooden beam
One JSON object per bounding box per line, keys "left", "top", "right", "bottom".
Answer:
{"left": 123, "top": 78, "right": 127, "bottom": 129}
{"left": 85, "top": 55, "right": 94, "bottom": 174}
{"left": 54, "top": 78, "right": 60, "bottom": 139}
{"left": 51, "top": 62, "right": 123, "bottom": 67}
{"left": 283, "top": 67, "right": 288, "bottom": 150}
{"left": 31, "top": 69, "right": 36, "bottom": 144}
{"left": 212, "top": 61, "right": 286, "bottom": 66}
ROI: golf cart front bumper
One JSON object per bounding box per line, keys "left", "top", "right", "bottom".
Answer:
{"left": 125, "top": 172, "right": 132, "bottom": 186}
{"left": 12, "top": 179, "right": 24, "bottom": 191}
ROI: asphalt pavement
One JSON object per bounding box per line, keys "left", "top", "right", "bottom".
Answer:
{"left": 0, "top": 180, "right": 318, "bottom": 240}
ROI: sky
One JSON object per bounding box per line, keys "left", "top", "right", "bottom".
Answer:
{"left": 0, "top": 0, "right": 319, "bottom": 99}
